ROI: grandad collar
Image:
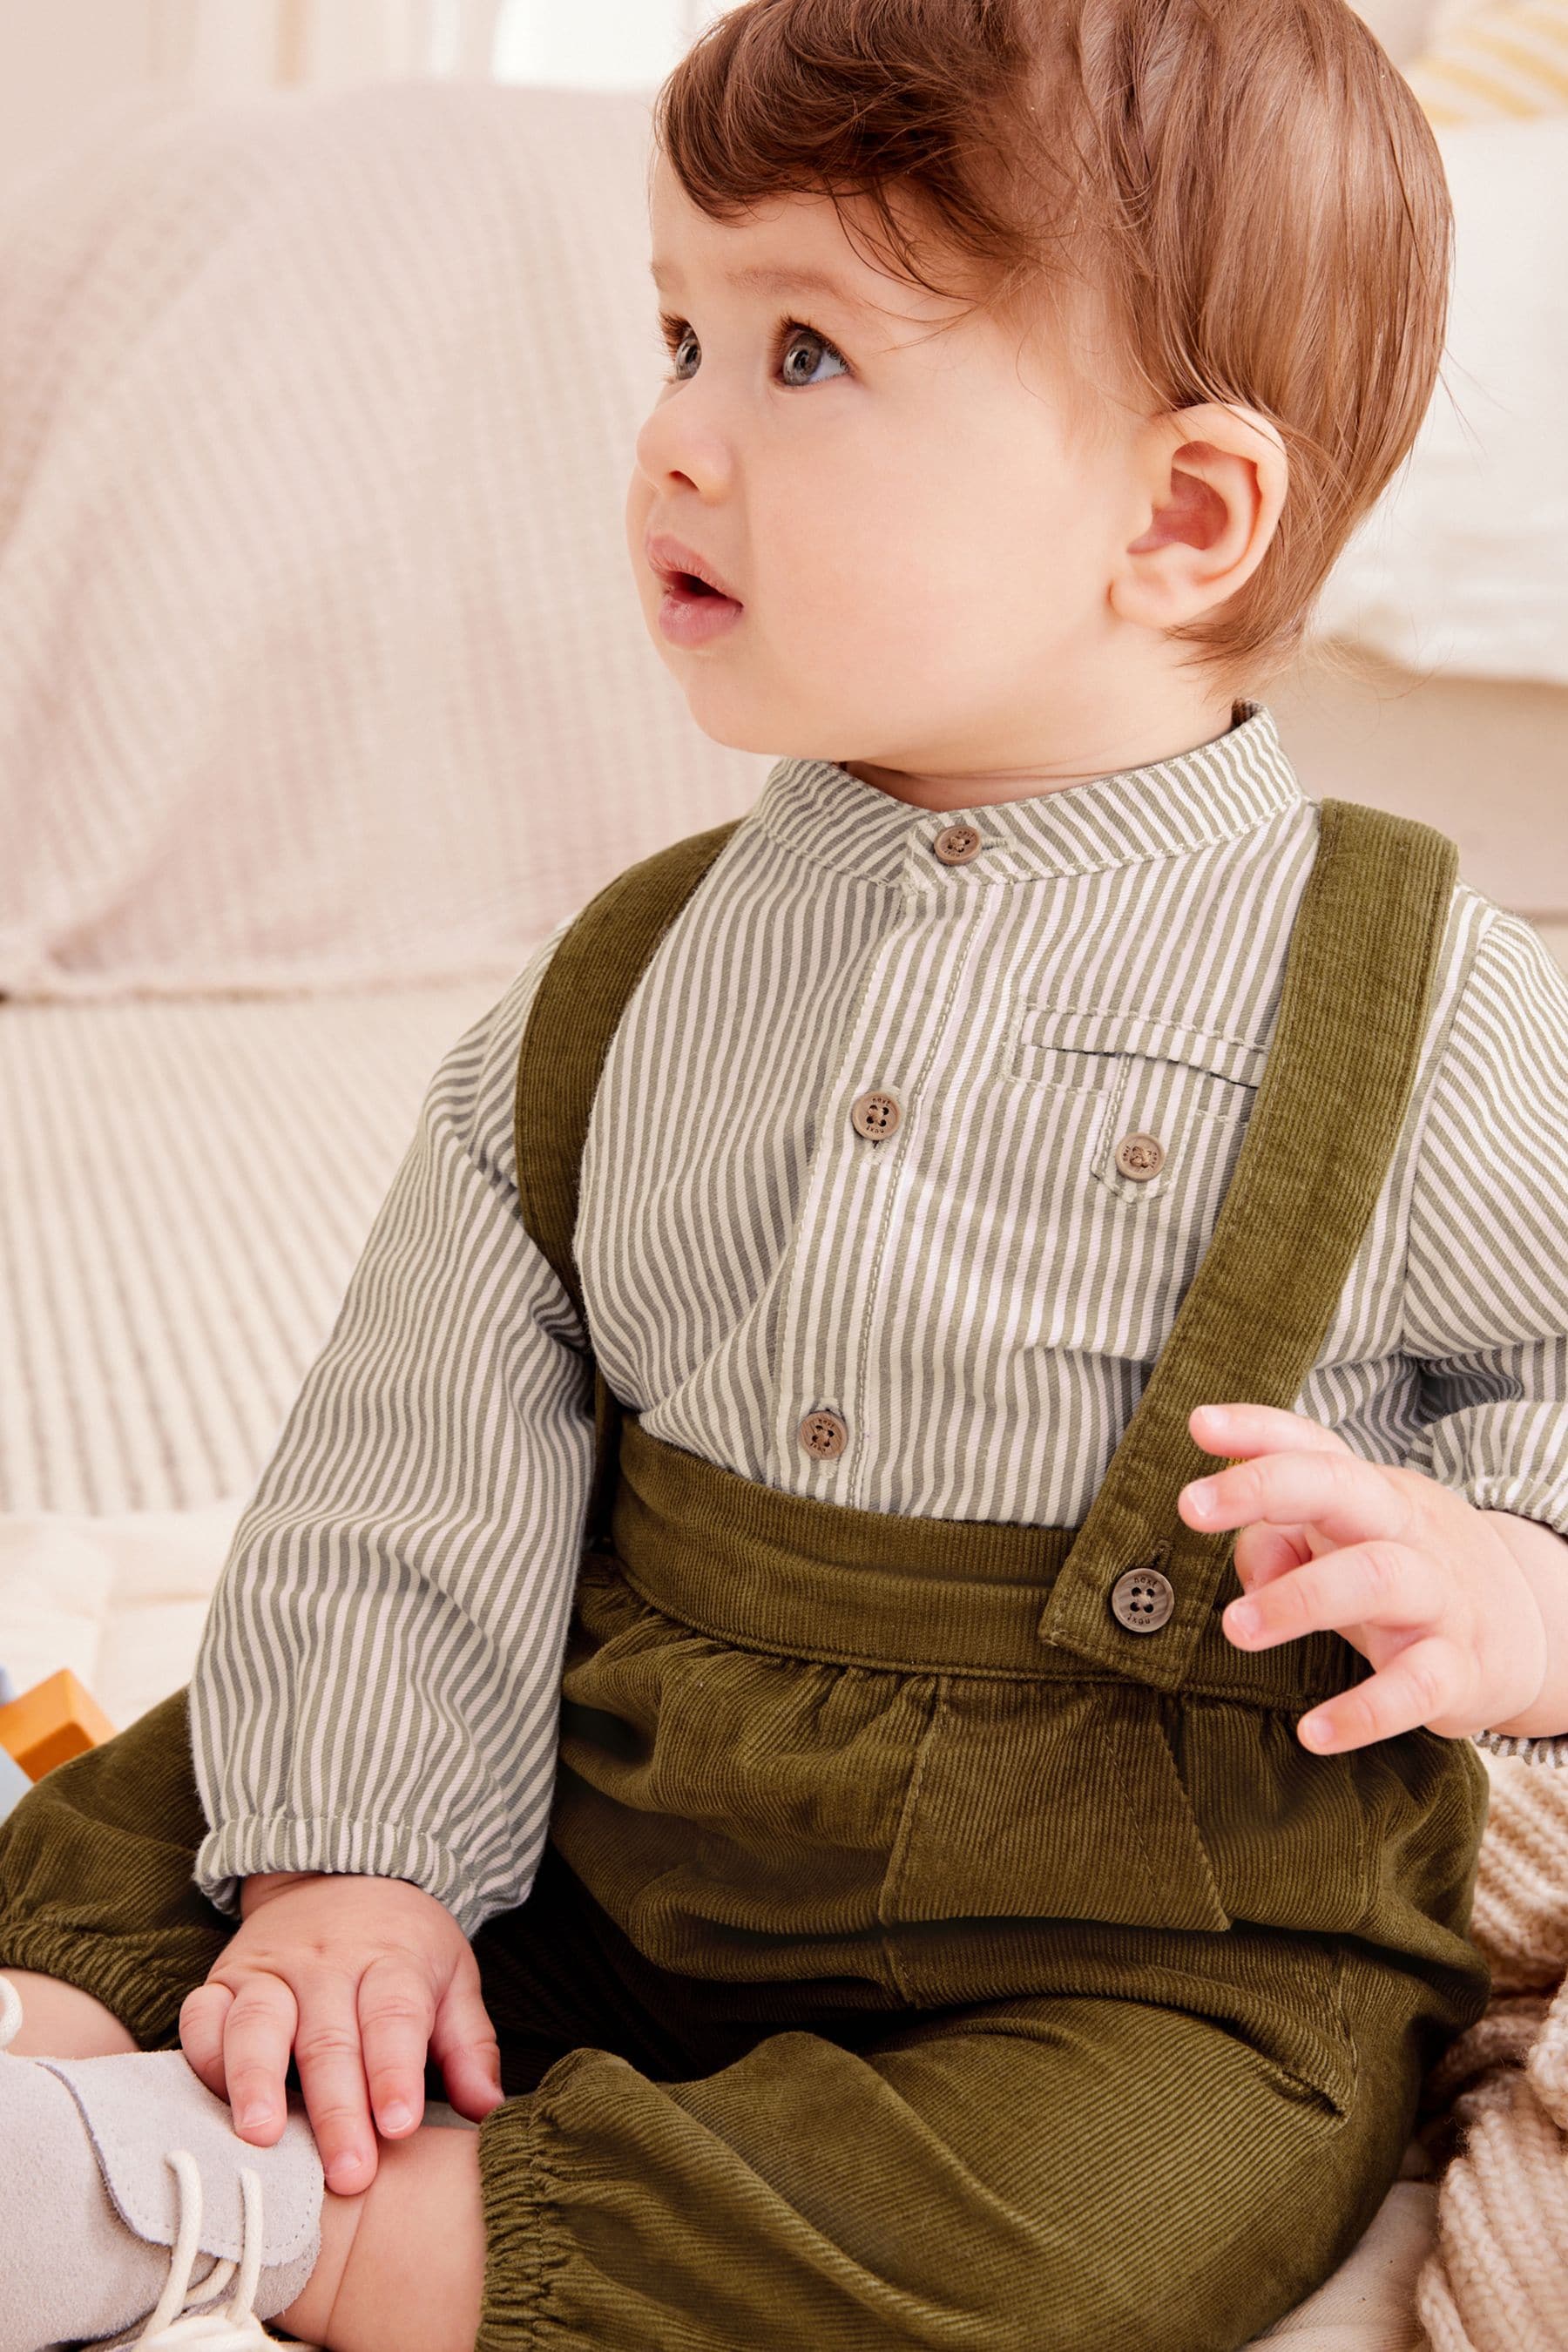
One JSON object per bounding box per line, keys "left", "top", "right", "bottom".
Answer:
{"left": 749, "top": 700, "right": 1307, "bottom": 887}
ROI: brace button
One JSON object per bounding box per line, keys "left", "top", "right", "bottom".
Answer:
{"left": 1110, "top": 1564, "right": 1176, "bottom": 1632}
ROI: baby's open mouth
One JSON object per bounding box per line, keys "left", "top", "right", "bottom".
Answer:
{"left": 668, "top": 571, "right": 744, "bottom": 613}
{"left": 646, "top": 534, "right": 742, "bottom": 606}
{"left": 649, "top": 537, "right": 747, "bottom": 640}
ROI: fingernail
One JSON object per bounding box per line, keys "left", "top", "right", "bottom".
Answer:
{"left": 380, "top": 2102, "right": 413, "bottom": 2132}
{"left": 236, "top": 2102, "right": 270, "bottom": 2131}
{"left": 1227, "top": 1601, "right": 1260, "bottom": 1639}
{"left": 328, "top": 2153, "right": 368, "bottom": 2190}
{"left": 1186, "top": 1482, "right": 1218, "bottom": 1517}
{"left": 1301, "top": 1714, "right": 1333, "bottom": 1749}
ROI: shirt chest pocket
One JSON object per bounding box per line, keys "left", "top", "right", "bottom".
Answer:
{"left": 1008, "top": 1002, "right": 1268, "bottom": 1203}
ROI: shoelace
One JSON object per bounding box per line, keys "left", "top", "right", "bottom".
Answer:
{"left": 0, "top": 1972, "right": 320, "bottom": 2351}
{"left": 129, "top": 2152, "right": 274, "bottom": 2348}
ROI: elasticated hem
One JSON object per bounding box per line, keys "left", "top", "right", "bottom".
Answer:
{"left": 475, "top": 2051, "right": 590, "bottom": 2349}
{"left": 0, "top": 1923, "right": 193, "bottom": 2053}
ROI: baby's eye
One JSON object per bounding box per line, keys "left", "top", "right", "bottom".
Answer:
{"left": 775, "top": 323, "right": 848, "bottom": 389}
{"left": 658, "top": 314, "right": 849, "bottom": 390}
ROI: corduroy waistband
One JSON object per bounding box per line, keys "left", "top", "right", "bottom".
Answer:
{"left": 605, "top": 1412, "right": 1357, "bottom": 1707}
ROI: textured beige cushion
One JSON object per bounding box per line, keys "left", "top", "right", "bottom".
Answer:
{"left": 0, "top": 80, "right": 768, "bottom": 1000}
{"left": 1307, "top": 112, "right": 1568, "bottom": 684}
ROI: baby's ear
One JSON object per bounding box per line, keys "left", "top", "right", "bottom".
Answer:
{"left": 1112, "top": 401, "right": 1288, "bottom": 634}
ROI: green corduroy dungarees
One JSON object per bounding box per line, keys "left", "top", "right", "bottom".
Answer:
{"left": 0, "top": 797, "right": 1493, "bottom": 2352}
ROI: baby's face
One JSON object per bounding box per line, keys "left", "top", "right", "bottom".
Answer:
{"left": 626, "top": 152, "right": 1152, "bottom": 781}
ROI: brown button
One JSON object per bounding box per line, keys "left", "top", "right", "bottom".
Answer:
{"left": 933, "top": 824, "right": 983, "bottom": 866}
{"left": 1110, "top": 1564, "right": 1176, "bottom": 1632}
{"left": 799, "top": 1409, "right": 848, "bottom": 1458}
{"left": 850, "top": 1090, "right": 901, "bottom": 1140}
{"left": 1114, "top": 1132, "right": 1166, "bottom": 1182}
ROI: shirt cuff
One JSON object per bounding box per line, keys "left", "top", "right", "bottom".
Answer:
{"left": 1470, "top": 1727, "right": 1568, "bottom": 1766}
{"left": 193, "top": 1815, "right": 483, "bottom": 1938}
{"left": 1463, "top": 1476, "right": 1568, "bottom": 1543}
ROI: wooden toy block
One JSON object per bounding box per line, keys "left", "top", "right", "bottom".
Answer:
{"left": 0, "top": 1670, "right": 117, "bottom": 1781}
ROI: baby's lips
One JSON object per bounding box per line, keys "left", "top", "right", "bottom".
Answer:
{"left": 645, "top": 528, "right": 742, "bottom": 602}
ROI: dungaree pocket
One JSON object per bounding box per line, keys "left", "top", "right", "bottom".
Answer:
{"left": 883, "top": 1673, "right": 1232, "bottom": 1935}
{"left": 1178, "top": 1690, "right": 1492, "bottom": 1959}
{"left": 550, "top": 1539, "right": 1369, "bottom": 2119}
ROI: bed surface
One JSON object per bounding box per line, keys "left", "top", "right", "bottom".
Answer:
{"left": 0, "top": 977, "right": 503, "bottom": 1517}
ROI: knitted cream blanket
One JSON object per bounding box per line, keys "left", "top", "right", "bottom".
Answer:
{"left": 1411, "top": 1750, "right": 1568, "bottom": 2349}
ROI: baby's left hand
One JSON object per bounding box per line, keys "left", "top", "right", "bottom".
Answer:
{"left": 1179, "top": 1401, "right": 1549, "bottom": 1754}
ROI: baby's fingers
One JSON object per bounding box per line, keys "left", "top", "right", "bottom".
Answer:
{"left": 218, "top": 1973, "right": 299, "bottom": 2151}
{"left": 1232, "top": 1519, "right": 1312, "bottom": 1594}
{"left": 429, "top": 1970, "right": 506, "bottom": 2122}
{"left": 356, "top": 1957, "right": 436, "bottom": 2139}
{"left": 292, "top": 1974, "right": 381, "bottom": 2196}
{"left": 178, "top": 1977, "right": 235, "bottom": 2102}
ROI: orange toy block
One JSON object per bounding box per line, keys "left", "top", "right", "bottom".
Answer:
{"left": 0, "top": 1669, "right": 118, "bottom": 1781}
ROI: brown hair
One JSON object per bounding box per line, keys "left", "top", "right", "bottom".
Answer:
{"left": 652, "top": 0, "right": 1455, "bottom": 693}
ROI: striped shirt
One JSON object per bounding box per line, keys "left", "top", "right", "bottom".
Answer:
{"left": 188, "top": 700, "right": 1568, "bottom": 1939}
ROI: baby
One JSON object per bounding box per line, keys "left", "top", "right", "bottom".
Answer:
{"left": 6, "top": 2, "right": 1568, "bottom": 2349}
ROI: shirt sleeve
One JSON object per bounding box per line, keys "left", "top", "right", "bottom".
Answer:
{"left": 187, "top": 912, "right": 598, "bottom": 1936}
{"left": 1401, "top": 905, "right": 1568, "bottom": 1767}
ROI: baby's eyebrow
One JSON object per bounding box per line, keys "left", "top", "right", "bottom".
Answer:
{"left": 649, "top": 258, "right": 868, "bottom": 308}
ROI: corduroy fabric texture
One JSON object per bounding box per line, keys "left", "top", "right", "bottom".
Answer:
{"left": 0, "top": 1699, "right": 1473, "bottom": 2352}
{"left": 467, "top": 1846, "right": 1436, "bottom": 2351}
{"left": 0, "top": 1682, "right": 234, "bottom": 2053}
{"left": 0, "top": 794, "right": 1499, "bottom": 2349}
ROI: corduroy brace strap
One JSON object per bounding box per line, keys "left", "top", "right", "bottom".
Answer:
{"left": 1041, "top": 797, "right": 1458, "bottom": 1691}
{"left": 514, "top": 796, "right": 1458, "bottom": 1697}
{"left": 513, "top": 819, "right": 742, "bottom": 1547}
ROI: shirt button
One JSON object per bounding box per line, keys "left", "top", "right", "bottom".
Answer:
{"left": 850, "top": 1090, "right": 901, "bottom": 1140}
{"left": 933, "top": 824, "right": 983, "bottom": 866}
{"left": 800, "top": 1409, "right": 848, "bottom": 1458}
{"left": 1114, "top": 1132, "right": 1166, "bottom": 1182}
{"left": 1110, "top": 1564, "right": 1176, "bottom": 1632}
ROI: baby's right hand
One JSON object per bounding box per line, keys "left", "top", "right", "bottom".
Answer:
{"left": 179, "top": 1870, "right": 505, "bottom": 2194}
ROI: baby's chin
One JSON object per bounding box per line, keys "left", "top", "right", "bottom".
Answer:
{"left": 663, "top": 667, "right": 832, "bottom": 763}
{"left": 682, "top": 706, "right": 877, "bottom": 768}
{"left": 652, "top": 619, "right": 927, "bottom": 769}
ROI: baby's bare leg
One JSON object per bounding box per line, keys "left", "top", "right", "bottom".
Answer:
{"left": 278, "top": 2121, "right": 486, "bottom": 2352}
{"left": 5, "top": 1965, "right": 485, "bottom": 2349}
{"left": 0, "top": 1969, "right": 137, "bottom": 2055}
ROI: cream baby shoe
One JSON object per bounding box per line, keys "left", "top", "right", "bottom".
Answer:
{"left": 0, "top": 1972, "right": 326, "bottom": 2351}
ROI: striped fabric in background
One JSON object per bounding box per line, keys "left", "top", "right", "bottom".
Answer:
{"left": 0, "top": 983, "right": 501, "bottom": 1515}
{"left": 1405, "top": 0, "right": 1568, "bottom": 120}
